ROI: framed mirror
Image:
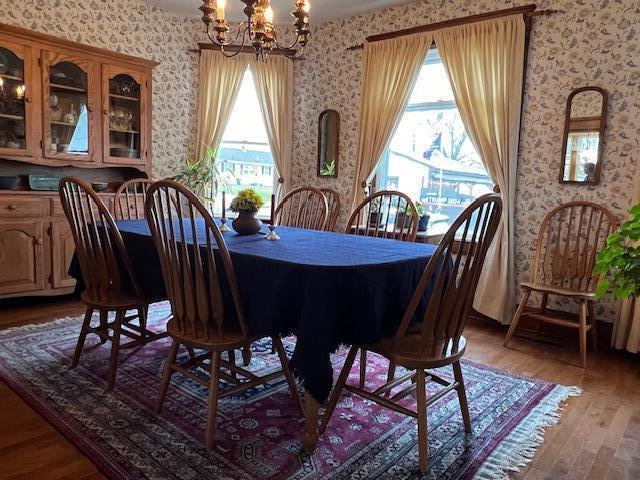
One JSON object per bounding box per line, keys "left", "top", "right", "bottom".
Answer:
{"left": 317, "top": 109, "right": 339, "bottom": 177}
{"left": 560, "top": 87, "right": 608, "bottom": 185}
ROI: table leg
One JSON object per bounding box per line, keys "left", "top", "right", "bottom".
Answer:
{"left": 303, "top": 390, "right": 320, "bottom": 453}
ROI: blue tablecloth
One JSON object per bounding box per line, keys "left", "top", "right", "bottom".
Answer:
{"left": 74, "top": 220, "right": 438, "bottom": 402}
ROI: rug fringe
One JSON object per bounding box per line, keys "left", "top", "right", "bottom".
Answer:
{"left": 474, "top": 384, "right": 582, "bottom": 480}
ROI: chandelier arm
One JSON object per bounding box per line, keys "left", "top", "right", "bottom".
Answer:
{"left": 220, "top": 25, "right": 251, "bottom": 58}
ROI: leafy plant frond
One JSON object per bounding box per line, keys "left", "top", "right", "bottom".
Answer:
{"left": 594, "top": 203, "right": 640, "bottom": 300}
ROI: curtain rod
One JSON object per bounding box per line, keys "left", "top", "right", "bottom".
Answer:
{"left": 189, "top": 42, "right": 298, "bottom": 57}
{"left": 345, "top": 4, "right": 559, "bottom": 51}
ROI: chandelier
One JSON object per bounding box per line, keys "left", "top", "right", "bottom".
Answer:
{"left": 199, "top": 0, "right": 311, "bottom": 60}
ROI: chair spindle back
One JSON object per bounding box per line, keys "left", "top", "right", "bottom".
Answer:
{"left": 532, "top": 201, "right": 617, "bottom": 292}
{"left": 346, "top": 190, "right": 418, "bottom": 242}
{"left": 145, "top": 180, "right": 248, "bottom": 342}
{"left": 275, "top": 186, "right": 328, "bottom": 230}
{"left": 394, "top": 194, "right": 503, "bottom": 358}
{"left": 58, "top": 177, "right": 143, "bottom": 303}
{"left": 114, "top": 178, "right": 153, "bottom": 220}
{"left": 319, "top": 187, "right": 341, "bottom": 231}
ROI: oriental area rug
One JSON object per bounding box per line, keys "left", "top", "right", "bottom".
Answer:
{"left": 0, "top": 302, "right": 580, "bottom": 479}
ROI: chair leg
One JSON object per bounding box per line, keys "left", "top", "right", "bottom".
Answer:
{"left": 71, "top": 307, "right": 94, "bottom": 368}
{"left": 415, "top": 368, "right": 429, "bottom": 474}
{"left": 359, "top": 349, "right": 367, "bottom": 388}
{"left": 99, "top": 310, "right": 108, "bottom": 344}
{"left": 588, "top": 301, "right": 598, "bottom": 351}
{"left": 452, "top": 361, "right": 472, "bottom": 434}
{"left": 138, "top": 305, "right": 148, "bottom": 337}
{"left": 504, "top": 289, "right": 531, "bottom": 346}
{"left": 578, "top": 301, "right": 588, "bottom": 368}
{"left": 205, "top": 351, "right": 221, "bottom": 451}
{"left": 537, "top": 293, "right": 548, "bottom": 335}
{"left": 155, "top": 340, "right": 179, "bottom": 414}
{"left": 272, "top": 336, "right": 303, "bottom": 416}
{"left": 385, "top": 361, "right": 396, "bottom": 397}
{"left": 226, "top": 349, "right": 237, "bottom": 382}
{"left": 106, "top": 310, "right": 124, "bottom": 391}
{"left": 319, "top": 346, "right": 358, "bottom": 434}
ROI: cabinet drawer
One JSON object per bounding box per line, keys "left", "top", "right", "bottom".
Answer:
{"left": 52, "top": 195, "right": 113, "bottom": 217}
{"left": 0, "top": 197, "right": 47, "bottom": 217}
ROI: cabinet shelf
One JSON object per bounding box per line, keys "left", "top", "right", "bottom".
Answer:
{"left": 0, "top": 74, "right": 24, "bottom": 82}
{"left": 50, "top": 83, "right": 87, "bottom": 93}
{"left": 110, "top": 128, "right": 139, "bottom": 134}
{"left": 109, "top": 93, "right": 139, "bottom": 102}
{"left": 51, "top": 121, "right": 77, "bottom": 127}
{"left": 0, "top": 113, "right": 25, "bottom": 121}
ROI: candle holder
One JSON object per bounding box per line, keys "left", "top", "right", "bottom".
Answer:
{"left": 219, "top": 217, "right": 230, "bottom": 232}
{"left": 265, "top": 224, "right": 280, "bottom": 241}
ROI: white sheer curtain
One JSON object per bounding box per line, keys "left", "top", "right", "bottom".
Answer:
{"left": 433, "top": 15, "right": 526, "bottom": 324}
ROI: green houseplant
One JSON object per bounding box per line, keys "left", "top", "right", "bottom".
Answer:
{"left": 230, "top": 188, "right": 265, "bottom": 235}
{"left": 171, "top": 145, "right": 227, "bottom": 206}
{"left": 594, "top": 204, "right": 640, "bottom": 299}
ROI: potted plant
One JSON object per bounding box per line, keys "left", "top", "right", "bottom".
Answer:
{"left": 395, "top": 201, "right": 429, "bottom": 232}
{"left": 171, "top": 145, "right": 227, "bottom": 207}
{"left": 230, "top": 188, "right": 265, "bottom": 235}
{"left": 594, "top": 204, "right": 640, "bottom": 299}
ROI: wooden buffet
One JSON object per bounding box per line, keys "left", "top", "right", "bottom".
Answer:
{"left": 0, "top": 23, "right": 158, "bottom": 299}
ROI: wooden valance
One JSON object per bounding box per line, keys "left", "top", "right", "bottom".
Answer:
{"left": 346, "top": 4, "right": 558, "bottom": 51}
{"left": 191, "top": 42, "right": 297, "bottom": 57}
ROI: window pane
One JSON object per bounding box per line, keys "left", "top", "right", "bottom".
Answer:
{"left": 216, "top": 68, "right": 275, "bottom": 219}
{"left": 377, "top": 49, "right": 492, "bottom": 235}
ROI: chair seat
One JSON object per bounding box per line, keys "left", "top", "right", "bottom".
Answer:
{"left": 521, "top": 281, "right": 596, "bottom": 299}
{"left": 166, "top": 317, "right": 255, "bottom": 350}
{"left": 367, "top": 334, "right": 467, "bottom": 369}
{"left": 81, "top": 290, "right": 148, "bottom": 310}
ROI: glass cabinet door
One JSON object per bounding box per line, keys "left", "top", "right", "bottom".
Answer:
{"left": 42, "top": 53, "right": 98, "bottom": 161}
{"left": 0, "top": 42, "right": 35, "bottom": 156}
{"left": 103, "top": 66, "right": 147, "bottom": 165}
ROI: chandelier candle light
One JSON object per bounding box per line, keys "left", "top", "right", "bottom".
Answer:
{"left": 199, "top": 0, "right": 311, "bottom": 60}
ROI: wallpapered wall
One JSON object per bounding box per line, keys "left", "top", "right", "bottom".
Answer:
{"left": 0, "top": 0, "right": 200, "bottom": 179}
{"left": 290, "top": 0, "right": 640, "bottom": 322}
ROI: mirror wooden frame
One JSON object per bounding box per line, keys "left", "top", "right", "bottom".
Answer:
{"left": 559, "top": 86, "right": 608, "bottom": 185}
{"left": 317, "top": 109, "right": 339, "bottom": 178}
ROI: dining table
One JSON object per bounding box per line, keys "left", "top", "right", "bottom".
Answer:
{"left": 71, "top": 219, "right": 439, "bottom": 451}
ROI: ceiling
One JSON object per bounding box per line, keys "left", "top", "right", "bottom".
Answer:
{"left": 148, "top": 0, "right": 416, "bottom": 24}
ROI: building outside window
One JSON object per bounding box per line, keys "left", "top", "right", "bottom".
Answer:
{"left": 376, "top": 48, "right": 493, "bottom": 235}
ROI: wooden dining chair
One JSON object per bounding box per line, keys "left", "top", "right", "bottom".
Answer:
{"left": 114, "top": 178, "right": 153, "bottom": 220}
{"left": 346, "top": 190, "right": 418, "bottom": 242}
{"left": 59, "top": 177, "right": 165, "bottom": 391}
{"left": 319, "top": 187, "right": 341, "bottom": 232}
{"left": 145, "top": 180, "right": 302, "bottom": 450}
{"left": 504, "top": 201, "right": 617, "bottom": 368}
{"left": 320, "top": 194, "right": 502, "bottom": 474}
{"left": 275, "top": 186, "right": 328, "bottom": 230}
{"left": 346, "top": 190, "right": 419, "bottom": 383}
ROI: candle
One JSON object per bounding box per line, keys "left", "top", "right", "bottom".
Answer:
{"left": 221, "top": 191, "right": 226, "bottom": 220}
{"left": 270, "top": 193, "right": 275, "bottom": 226}
{"left": 216, "top": 0, "right": 226, "bottom": 20}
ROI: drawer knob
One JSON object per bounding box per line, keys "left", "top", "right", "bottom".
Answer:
{"left": 8, "top": 204, "right": 17, "bottom": 211}
{"left": 36, "top": 238, "right": 43, "bottom": 246}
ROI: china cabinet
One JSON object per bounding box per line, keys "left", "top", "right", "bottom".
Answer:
{"left": 0, "top": 23, "right": 158, "bottom": 300}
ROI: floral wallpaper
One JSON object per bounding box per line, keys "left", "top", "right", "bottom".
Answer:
{"left": 290, "top": 0, "right": 640, "bottom": 322}
{"left": 0, "top": 0, "right": 201, "bottom": 179}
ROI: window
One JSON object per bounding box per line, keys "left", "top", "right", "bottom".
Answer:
{"left": 216, "top": 67, "right": 275, "bottom": 218}
{"left": 376, "top": 49, "right": 492, "bottom": 235}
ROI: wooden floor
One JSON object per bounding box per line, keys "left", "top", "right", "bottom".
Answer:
{"left": 1, "top": 298, "right": 639, "bottom": 480}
